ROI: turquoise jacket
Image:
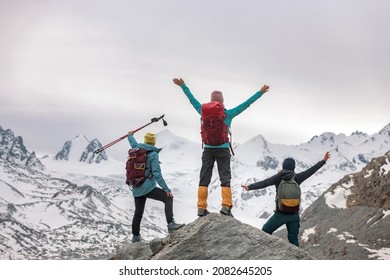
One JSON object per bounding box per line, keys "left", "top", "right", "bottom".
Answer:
{"left": 127, "top": 134, "right": 171, "bottom": 197}
{"left": 179, "top": 83, "right": 264, "bottom": 149}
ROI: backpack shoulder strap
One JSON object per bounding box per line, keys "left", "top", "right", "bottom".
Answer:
{"left": 142, "top": 150, "right": 151, "bottom": 177}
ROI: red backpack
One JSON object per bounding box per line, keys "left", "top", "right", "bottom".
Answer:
{"left": 200, "top": 101, "right": 234, "bottom": 154}
{"left": 125, "top": 148, "right": 150, "bottom": 187}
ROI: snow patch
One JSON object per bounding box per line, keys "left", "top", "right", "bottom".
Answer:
{"left": 383, "top": 210, "right": 390, "bottom": 218}
{"left": 301, "top": 226, "right": 317, "bottom": 242}
{"left": 381, "top": 157, "right": 390, "bottom": 176}
{"left": 324, "top": 178, "right": 353, "bottom": 209}
{"left": 364, "top": 247, "right": 390, "bottom": 260}
{"left": 336, "top": 231, "right": 355, "bottom": 241}
{"left": 364, "top": 169, "right": 373, "bottom": 178}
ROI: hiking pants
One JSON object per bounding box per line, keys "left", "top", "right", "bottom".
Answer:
{"left": 132, "top": 188, "right": 173, "bottom": 236}
{"left": 199, "top": 148, "right": 231, "bottom": 186}
{"left": 262, "top": 211, "right": 300, "bottom": 247}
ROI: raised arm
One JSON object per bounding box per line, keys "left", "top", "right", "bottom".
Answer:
{"left": 173, "top": 77, "right": 202, "bottom": 114}
{"left": 127, "top": 131, "right": 139, "bottom": 148}
{"left": 227, "top": 84, "right": 270, "bottom": 118}
{"left": 295, "top": 152, "right": 331, "bottom": 184}
{"left": 242, "top": 172, "right": 279, "bottom": 191}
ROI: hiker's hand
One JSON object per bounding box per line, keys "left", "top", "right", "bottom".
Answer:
{"left": 323, "top": 151, "right": 331, "bottom": 162}
{"left": 260, "top": 84, "right": 269, "bottom": 94}
{"left": 241, "top": 185, "right": 249, "bottom": 191}
{"left": 128, "top": 131, "right": 134, "bottom": 136}
{"left": 173, "top": 78, "right": 185, "bottom": 86}
{"left": 167, "top": 192, "right": 174, "bottom": 198}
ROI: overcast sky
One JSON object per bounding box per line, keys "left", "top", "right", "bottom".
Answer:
{"left": 1, "top": 0, "right": 389, "bottom": 161}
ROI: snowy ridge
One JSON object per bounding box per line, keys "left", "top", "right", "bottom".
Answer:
{"left": 0, "top": 123, "right": 389, "bottom": 259}
{"left": 54, "top": 134, "right": 108, "bottom": 164}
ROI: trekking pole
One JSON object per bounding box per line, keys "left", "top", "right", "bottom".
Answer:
{"left": 94, "top": 114, "right": 168, "bottom": 154}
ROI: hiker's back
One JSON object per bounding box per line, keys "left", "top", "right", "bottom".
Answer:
{"left": 277, "top": 178, "right": 301, "bottom": 213}
{"left": 200, "top": 101, "right": 229, "bottom": 146}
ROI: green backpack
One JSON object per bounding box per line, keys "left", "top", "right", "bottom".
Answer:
{"left": 277, "top": 178, "right": 301, "bottom": 213}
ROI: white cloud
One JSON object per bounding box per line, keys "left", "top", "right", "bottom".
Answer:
{"left": 1, "top": 0, "right": 389, "bottom": 160}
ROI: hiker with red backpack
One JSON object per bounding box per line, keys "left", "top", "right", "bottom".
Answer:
{"left": 127, "top": 131, "right": 184, "bottom": 242}
{"left": 173, "top": 77, "right": 270, "bottom": 217}
{"left": 241, "top": 152, "right": 331, "bottom": 247}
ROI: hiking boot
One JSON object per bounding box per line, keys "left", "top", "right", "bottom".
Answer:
{"left": 131, "top": 235, "right": 142, "bottom": 243}
{"left": 220, "top": 205, "right": 234, "bottom": 217}
{"left": 167, "top": 219, "right": 185, "bottom": 233}
{"left": 197, "top": 208, "right": 210, "bottom": 217}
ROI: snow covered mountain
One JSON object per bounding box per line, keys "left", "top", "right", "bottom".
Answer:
{"left": 218, "top": 125, "right": 390, "bottom": 227}
{"left": 0, "top": 123, "right": 389, "bottom": 259}
{"left": 54, "top": 134, "right": 108, "bottom": 164}
{"left": 0, "top": 125, "right": 44, "bottom": 170}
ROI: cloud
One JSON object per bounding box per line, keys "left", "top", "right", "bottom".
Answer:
{"left": 1, "top": 0, "right": 389, "bottom": 160}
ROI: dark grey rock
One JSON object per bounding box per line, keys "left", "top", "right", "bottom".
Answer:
{"left": 111, "top": 242, "right": 152, "bottom": 260}
{"left": 111, "top": 213, "right": 314, "bottom": 260}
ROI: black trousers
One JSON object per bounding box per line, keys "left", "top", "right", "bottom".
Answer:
{"left": 132, "top": 188, "right": 173, "bottom": 235}
{"left": 199, "top": 148, "right": 231, "bottom": 187}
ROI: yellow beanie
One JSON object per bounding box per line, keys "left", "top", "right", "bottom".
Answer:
{"left": 144, "top": 133, "right": 156, "bottom": 146}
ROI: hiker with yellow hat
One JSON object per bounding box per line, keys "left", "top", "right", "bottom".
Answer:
{"left": 127, "top": 131, "right": 184, "bottom": 243}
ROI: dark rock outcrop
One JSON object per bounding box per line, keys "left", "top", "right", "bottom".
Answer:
{"left": 111, "top": 213, "right": 314, "bottom": 260}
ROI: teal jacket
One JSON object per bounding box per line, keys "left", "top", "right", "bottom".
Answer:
{"left": 179, "top": 83, "right": 264, "bottom": 149}
{"left": 127, "top": 134, "right": 171, "bottom": 197}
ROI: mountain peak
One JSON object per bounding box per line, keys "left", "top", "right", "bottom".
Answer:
{"left": 0, "top": 125, "right": 44, "bottom": 170}
{"left": 351, "top": 130, "right": 368, "bottom": 137}
{"left": 379, "top": 122, "right": 390, "bottom": 136}
{"left": 318, "top": 132, "right": 337, "bottom": 142}
{"left": 54, "top": 135, "right": 107, "bottom": 163}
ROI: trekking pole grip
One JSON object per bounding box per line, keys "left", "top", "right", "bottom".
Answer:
{"left": 151, "top": 114, "right": 164, "bottom": 123}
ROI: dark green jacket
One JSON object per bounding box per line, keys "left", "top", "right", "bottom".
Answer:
{"left": 248, "top": 160, "right": 326, "bottom": 191}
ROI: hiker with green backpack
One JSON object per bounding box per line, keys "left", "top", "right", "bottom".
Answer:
{"left": 241, "top": 152, "right": 331, "bottom": 247}
{"left": 173, "top": 77, "right": 270, "bottom": 217}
